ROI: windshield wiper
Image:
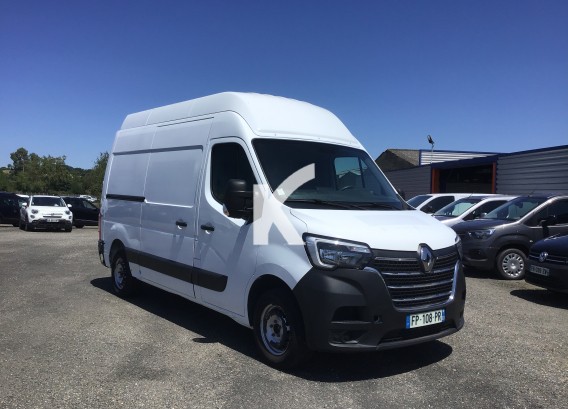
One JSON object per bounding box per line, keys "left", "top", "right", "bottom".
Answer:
{"left": 284, "top": 199, "right": 358, "bottom": 209}
{"left": 353, "top": 202, "right": 401, "bottom": 210}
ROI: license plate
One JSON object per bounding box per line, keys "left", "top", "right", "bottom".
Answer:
{"left": 406, "top": 309, "right": 445, "bottom": 329}
{"left": 46, "top": 218, "right": 59, "bottom": 223}
{"left": 529, "top": 264, "right": 550, "bottom": 277}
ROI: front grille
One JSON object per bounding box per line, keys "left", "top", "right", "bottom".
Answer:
{"left": 529, "top": 251, "right": 567, "bottom": 265}
{"left": 371, "top": 247, "right": 458, "bottom": 311}
{"left": 42, "top": 213, "right": 63, "bottom": 218}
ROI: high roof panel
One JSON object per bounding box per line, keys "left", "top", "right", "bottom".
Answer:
{"left": 120, "top": 92, "right": 360, "bottom": 147}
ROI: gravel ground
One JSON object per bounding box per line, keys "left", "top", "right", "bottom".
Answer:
{"left": 0, "top": 226, "right": 566, "bottom": 408}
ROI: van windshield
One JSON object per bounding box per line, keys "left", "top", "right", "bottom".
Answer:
{"left": 252, "top": 139, "right": 406, "bottom": 210}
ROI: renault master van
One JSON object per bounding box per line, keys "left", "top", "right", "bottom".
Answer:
{"left": 99, "top": 92, "right": 466, "bottom": 368}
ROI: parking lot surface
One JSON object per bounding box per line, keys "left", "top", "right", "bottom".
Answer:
{"left": 0, "top": 227, "right": 566, "bottom": 408}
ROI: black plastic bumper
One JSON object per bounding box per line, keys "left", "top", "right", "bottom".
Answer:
{"left": 293, "top": 266, "right": 466, "bottom": 352}
{"left": 462, "top": 243, "right": 498, "bottom": 270}
{"left": 98, "top": 240, "right": 107, "bottom": 267}
{"left": 31, "top": 219, "right": 72, "bottom": 229}
{"left": 525, "top": 261, "right": 568, "bottom": 293}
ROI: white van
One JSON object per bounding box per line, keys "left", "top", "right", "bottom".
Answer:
{"left": 99, "top": 92, "right": 465, "bottom": 368}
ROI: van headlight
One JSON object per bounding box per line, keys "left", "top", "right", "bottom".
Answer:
{"left": 455, "top": 235, "right": 463, "bottom": 259}
{"left": 304, "top": 235, "right": 372, "bottom": 270}
{"left": 468, "top": 229, "right": 495, "bottom": 240}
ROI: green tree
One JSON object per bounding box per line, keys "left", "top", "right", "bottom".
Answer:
{"left": 84, "top": 152, "right": 108, "bottom": 199}
{"left": 0, "top": 169, "right": 15, "bottom": 191}
{"left": 10, "top": 148, "right": 29, "bottom": 175}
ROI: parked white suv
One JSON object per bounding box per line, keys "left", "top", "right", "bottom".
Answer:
{"left": 20, "top": 195, "right": 73, "bottom": 232}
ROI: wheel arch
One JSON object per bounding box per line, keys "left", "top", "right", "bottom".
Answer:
{"left": 247, "top": 274, "right": 295, "bottom": 327}
{"left": 495, "top": 242, "right": 529, "bottom": 263}
{"left": 109, "top": 239, "right": 126, "bottom": 266}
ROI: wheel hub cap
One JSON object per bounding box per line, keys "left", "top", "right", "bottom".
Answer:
{"left": 261, "top": 305, "right": 290, "bottom": 356}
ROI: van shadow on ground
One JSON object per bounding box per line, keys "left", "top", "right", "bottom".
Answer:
{"left": 91, "top": 277, "right": 453, "bottom": 381}
{"left": 462, "top": 266, "right": 497, "bottom": 280}
{"left": 510, "top": 288, "right": 568, "bottom": 310}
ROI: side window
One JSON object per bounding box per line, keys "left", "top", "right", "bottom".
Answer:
{"left": 425, "top": 196, "right": 454, "bottom": 213}
{"left": 549, "top": 200, "right": 568, "bottom": 224}
{"left": 84, "top": 201, "right": 97, "bottom": 210}
{"left": 334, "top": 157, "right": 364, "bottom": 190}
{"left": 211, "top": 143, "right": 256, "bottom": 204}
{"left": 469, "top": 200, "right": 506, "bottom": 220}
{"left": 526, "top": 200, "right": 568, "bottom": 226}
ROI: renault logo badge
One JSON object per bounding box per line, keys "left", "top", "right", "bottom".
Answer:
{"left": 419, "top": 244, "right": 435, "bottom": 273}
{"left": 539, "top": 252, "right": 548, "bottom": 263}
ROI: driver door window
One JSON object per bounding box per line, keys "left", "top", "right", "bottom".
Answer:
{"left": 211, "top": 142, "right": 257, "bottom": 204}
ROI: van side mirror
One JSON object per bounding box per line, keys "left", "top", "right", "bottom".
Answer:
{"left": 422, "top": 205, "right": 433, "bottom": 214}
{"left": 223, "top": 179, "right": 253, "bottom": 220}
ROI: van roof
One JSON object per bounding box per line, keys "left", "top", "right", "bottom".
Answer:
{"left": 120, "top": 92, "right": 361, "bottom": 147}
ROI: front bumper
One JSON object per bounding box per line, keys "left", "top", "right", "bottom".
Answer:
{"left": 461, "top": 240, "right": 498, "bottom": 270}
{"left": 98, "top": 240, "right": 107, "bottom": 267}
{"left": 525, "top": 261, "right": 568, "bottom": 293}
{"left": 293, "top": 266, "right": 466, "bottom": 352}
{"left": 30, "top": 219, "right": 72, "bottom": 229}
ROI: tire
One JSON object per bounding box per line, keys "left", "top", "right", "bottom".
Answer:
{"left": 111, "top": 251, "right": 136, "bottom": 297}
{"left": 12, "top": 223, "right": 19, "bottom": 227}
{"left": 253, "top": 288, "right": 310, "bottom": 369}
{"left": 75, "top": 224, "right": 84, "bottom": 229}
{"left": 65, "top": 225, "right": 72, "bottom": 232}
{"left": 496, "top": 248, "right": 526, "bottom": 280}
{"left": 19, "top": 220, "right": 25, "bottom": 230}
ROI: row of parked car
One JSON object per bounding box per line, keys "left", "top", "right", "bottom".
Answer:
{"left": 408, "top": 192, "right": 568, "bottom": 294}
{"left": 0, "top": 192, "right": 99, "bottom": 232}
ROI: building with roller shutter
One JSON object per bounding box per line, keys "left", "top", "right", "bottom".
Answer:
{"left": 377, "top": 145, "right": 568, "bottom": 199}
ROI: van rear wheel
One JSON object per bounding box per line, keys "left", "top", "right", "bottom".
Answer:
{"left": 253, "top": 288, "right": 310, "bottom": 369}
{"left": 111, "top": 251, "right": 136, "bottom": 297}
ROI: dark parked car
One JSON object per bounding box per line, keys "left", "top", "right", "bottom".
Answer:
{"left": 0, "top": 192, "right": 23, "bottom": 226}
{"left": 61, "top": 196, "right": 99, "bottom": 228}
{"left": 525, "top": 233, "right": 568, "bottom": 293}
{"left": 453, "top": 195, "right": 568, "bottom": 280}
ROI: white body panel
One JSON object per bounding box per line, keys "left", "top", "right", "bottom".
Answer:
{"left": 291, "top": 208, "right": 456, "bottom": 251}
{"left": 100, "top": 92, "right": 458, "bottom": 329}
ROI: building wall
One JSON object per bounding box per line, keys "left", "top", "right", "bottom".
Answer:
{"left": 385, "top": 166, "right": 431, "bottom": 199}
{"left": 496, "top": 147, "right": 568, "bottom": 195}
{"left": 419, "top": 151, "right": 496, "bottom": 165}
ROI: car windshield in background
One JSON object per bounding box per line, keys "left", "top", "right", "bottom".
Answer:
{"left": 484, "top": 197, "right": 547, "bottom": 221}
{"left": 407, "top": 195, "right": 431, "bottom": 207}
{"left": 32, "top": 197, "right": 66, "bottom": 207}
{"left": 434, "top": 198, "right": 481, "bottom": 218}
{"left": 252, "top": 139, "right": 405, "bottom": 210}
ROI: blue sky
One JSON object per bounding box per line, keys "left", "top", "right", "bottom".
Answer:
{"left": 1, "top": 0, "right": 567, "bottom": 169}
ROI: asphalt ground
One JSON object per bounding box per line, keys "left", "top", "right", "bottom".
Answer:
{"left": 0, "top": 226, "right": 566, "bottom": 409}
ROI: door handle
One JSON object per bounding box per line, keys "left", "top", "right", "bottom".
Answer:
{"left": 176, "top": 220, "right": 188, "bottom": 227}
{"left": 200, "top": 224, "right": 215, "bottom": 232}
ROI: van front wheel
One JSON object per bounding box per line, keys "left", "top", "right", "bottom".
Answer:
{"left": 497, "top": 248, "right": 526, "bottom": 280}
{"left": 253, "top": 288, "right": 310, "bottom": 369}
{"left": 111, "top": 251, "right": 136, "bottom": 297}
